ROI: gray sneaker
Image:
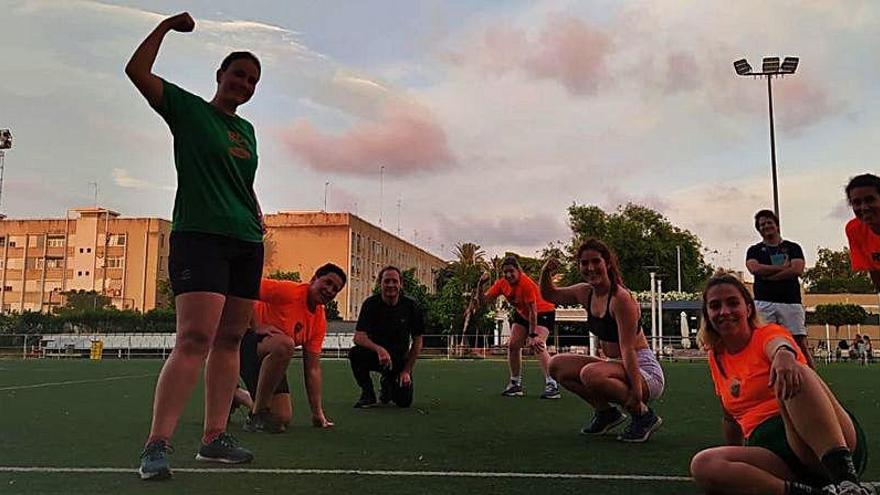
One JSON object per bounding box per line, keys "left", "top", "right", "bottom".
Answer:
{"left": 195, "top": 432, "right": 254, "bottom": 464}
{"left": 540, "top": 382, "right": 561, "bottom": 400}
{"left": 501, "top": 382, "right": 524, "bottom": 397}
{"left": 138, "top": 440, "right": 173, "bottom": 481}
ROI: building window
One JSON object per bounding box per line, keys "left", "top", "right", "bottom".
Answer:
{"left": 85, "top": 270, "right": 90, "bottom": 276}
{"left": 106, "top": 256, "right": 124, "bottom": 269}
{"left": 86, "top": 248, "right": 92, "bottom": 253}
{"left": 29, "top": 235, "right": 44, "bottom": 248}
{"left": 109, "top": 234, "right": 127, "bottom": 247}
{"left": 8, "top": 241, "right": 15, "bottom": 247}
{"left": 77, "top": 271, "right": 83, "bottom": 277}
{"left": 0, "top": 237, "right": 5, "bottom": 247}
{"left": 46, "top": 258, "right": 63, "bottom": 269}
{"left": 25, "top": 257, "right": 44, "bottom": 270}
{"left": 47, "top": 237, "right": 64, "bottom": 248}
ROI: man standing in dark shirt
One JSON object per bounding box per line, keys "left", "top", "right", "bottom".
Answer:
{"left": 745, "top": 209, "right": 814, "bottom": 367}
{"left": 349, "top": 266, "right": 425, "bottom": 408}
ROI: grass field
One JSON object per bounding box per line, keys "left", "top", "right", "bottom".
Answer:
{"left": 0, "top": 358, "right": 877, "bottom": 494}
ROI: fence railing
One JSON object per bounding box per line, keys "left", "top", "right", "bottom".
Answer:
{"left": 0, "top": 333, "right": 875, "bottom": 364}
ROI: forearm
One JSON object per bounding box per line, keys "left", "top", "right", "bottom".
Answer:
{"left": 621, "top": 347, "right": 644, "bottom": 403}
{"left": 353, "top": 333, "right": 384, "bottom": 354}
{"left": 304, "top": 363, "right": 324, "bottom": 417}
{"left": 125, "top": 20, "right": 171, "bottom": 77}
{"left": 765, "top": 267, "right": 801, "bottom": 280}
{"left": 403, "top": 339, "right": 422, "bottom": 373}
{"left": 750, "top": 264, "right": 786, "bottom": 276}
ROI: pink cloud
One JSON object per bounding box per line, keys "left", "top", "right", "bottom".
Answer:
{"left": 280, "top": 100, "right": 455, "bottom": 176}
{"left": 451, "top": 15, "right": 613, "bottom": 96}
{"left": 524, "top": 16, "right": 613, "bottom": 95}
{"left": 773, "top": 77, "right": 836, "bottom": 131}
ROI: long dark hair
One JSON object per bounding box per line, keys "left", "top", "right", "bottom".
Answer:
{"left": 576, "top": 238, "right": 624, "bottom": 295}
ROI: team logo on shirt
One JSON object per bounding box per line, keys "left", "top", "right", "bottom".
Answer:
{"left": 729, "top": 378, "right": 741, "bottom": 398}
{"left": 227, "top": 131, "right": 252, "bottom": 160}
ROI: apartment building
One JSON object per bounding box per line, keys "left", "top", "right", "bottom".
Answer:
{"left": 0, "top": 208, "right": 170, "bottom": 313}
{"left": 264, "top": 211, "right": 447, "bottom": 320}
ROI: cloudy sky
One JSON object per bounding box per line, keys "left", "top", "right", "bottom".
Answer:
{"left": 1, "top": 0, "right": 876, "bottom": 269}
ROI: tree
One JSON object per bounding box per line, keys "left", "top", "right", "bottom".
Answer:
{"left": 325, "top": 300, "right": 341, "bottom": 320}
{"left": 156, "top": 279, "right": 175, "bottom": 310}
{"left": 814, "top": 304, "right": 869, "bottom": 338}
{"left": 61, "top": 290, "right": 112, "bottom": 312}
{"left": 803, "top": 247, "right": 873, "bottom": 294}
{"left": 268, "top": 270, "right": 301, "bottom": 282}
{"left": 565, "top": 203, "right": 714, "bottom": 292}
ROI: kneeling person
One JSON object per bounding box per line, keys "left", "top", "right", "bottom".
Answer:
{"left": 350, "top": 266, "right": 425, "bottom": 408}
{"left": 238, "top": 264, "right": 346, "bottom": 432}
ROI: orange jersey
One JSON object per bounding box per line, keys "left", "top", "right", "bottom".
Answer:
{"left": 253, "top": 279, "right": 326, "bottom": 354}
{"left": 707, "top": 323, "right": 807, "bottom": 439}
{"left": 846, "top": 218, "right": 880, "bottom": 271}
{"left": 485, "top": 273, "right": 555, "bottom": 318}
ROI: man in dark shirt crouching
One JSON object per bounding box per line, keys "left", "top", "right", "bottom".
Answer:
{"left": 349, "top": 265, "right": 425, "bottom": 408}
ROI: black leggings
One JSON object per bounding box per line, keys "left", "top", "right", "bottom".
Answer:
{"left": 348, "top": 346, "right": 413, "bottom": 407}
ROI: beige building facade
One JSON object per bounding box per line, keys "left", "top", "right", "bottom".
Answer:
{"left": 0, "top": 208, "right": 171, "bottom": 313}
{"left": 264, "top": 211, "right": 447, "bottom": 320}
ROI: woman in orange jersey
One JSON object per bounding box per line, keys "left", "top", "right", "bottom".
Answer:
{"left": 539, "top": 239, "right": 664, "bottom": 443}
{"left": 690, "top": 272, "right": 871, "bottom": 495}
{"left": 845, "top": 173, "right": 880, "bottom": 292}
{"left": 472, "top": 256, "right": 560, "bottom": 399}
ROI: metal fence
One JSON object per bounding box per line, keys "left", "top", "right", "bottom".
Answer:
{"left": 0, "top": 333, "right": 875, "bottom": 364}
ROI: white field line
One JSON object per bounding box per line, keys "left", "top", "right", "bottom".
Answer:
{"left": 0, "top": 373, "right": 154, "bottom": 391}
{"left": 0, "top": 466, "right": 693, "bottom": 481}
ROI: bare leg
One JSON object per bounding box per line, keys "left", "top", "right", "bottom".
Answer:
{"left": 548, "top": 353, "right": 603, "bottom": 404}
{"left": 690, "top": 446, "right": 793, "bottom": 494}
{"left": 507, "top": 324, "right": 527, "bottom": 378}
{"left": 147, "top": 292, "right": 225, "bottom": 441}
{"left": 531, "top": 325, "right": 552, "bottom": 380}
{"left": 252, "top": 330, "right": 295, "bottom": 412}
{"left": 203, "top": 296, "right": 253, "bottom": 437}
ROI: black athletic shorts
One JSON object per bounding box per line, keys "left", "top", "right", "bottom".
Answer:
{"left": 239, "top": 329, "right": 290, "bottom": 396}
{"left": 746, "top": 411, "right": 867, "bottom": 485}
{"left": 169, "top": 231, "right": 263, "bottom": 299}
{"left": 510, "top": 310, "right": 556, "bottom": 333}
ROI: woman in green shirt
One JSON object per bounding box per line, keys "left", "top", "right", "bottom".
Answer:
{"left": 126, "top": 11, "right": 264, "bottom": 480}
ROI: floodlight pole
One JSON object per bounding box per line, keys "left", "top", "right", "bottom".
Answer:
{"left": 767, "top": 76, "right": 780, "bottom": 218}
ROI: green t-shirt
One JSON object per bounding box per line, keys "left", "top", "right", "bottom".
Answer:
{"left": 157, "top": 80, "right": 263, "bottom": 242}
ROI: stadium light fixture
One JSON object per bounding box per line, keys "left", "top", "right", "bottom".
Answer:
{"left": 732, "top": 56, "right": 799, "bottom": 220}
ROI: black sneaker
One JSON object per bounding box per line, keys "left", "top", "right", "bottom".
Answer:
{"left": 195, "top": 432, "right": 254, "bottom": 464}
{"left": 501, "top": 382, "right": 524, "bottom": 397}
{"left": 243, "top": 410, "right": 285, "bottom": 434}
{"left": 540, "top": 382, "right": 561, "bottom": 400}
{"left": 580, "top": 407, "right": 626, "bottom": 435}
{"left": 617, "top": 408, "right": 663, "bottom": 443}
{"left": 138, "top": 439, "right": 173, "bottom": 481}
{"left": 379, "top": 377, "right": 392, "bottom": 404}
{"left": 354, "top": 389, "right": 378, "bottom": 408}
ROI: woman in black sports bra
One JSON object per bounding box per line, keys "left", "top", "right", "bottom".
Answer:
{"left": 540, "top": 239, "right": 665, "bottom": 443}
